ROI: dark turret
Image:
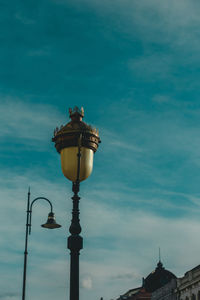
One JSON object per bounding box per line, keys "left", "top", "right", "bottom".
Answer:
{"left": 143, "top": 260, "right": 176, "bottom": 293}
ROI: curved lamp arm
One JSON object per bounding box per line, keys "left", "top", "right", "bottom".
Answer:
{"left": 30, "top": 197, "right": 53, "bottom": 212}
{"left": 29, "top": 197, "right": 53, "bottom": 235}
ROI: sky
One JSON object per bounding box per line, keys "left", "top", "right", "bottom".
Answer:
{"left": 1, "top": 0, "right": 200, "bottom": 299}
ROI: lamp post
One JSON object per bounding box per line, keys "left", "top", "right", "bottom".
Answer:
{"left": 22, "top": 188, "right": 61, "bottom": 300}
{"left": 52, "top": 106, "right": 101, "bottom": 300}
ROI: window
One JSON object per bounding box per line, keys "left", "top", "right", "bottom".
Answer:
{"left": 198, "top": 291, "right": 200, "bottom": 300}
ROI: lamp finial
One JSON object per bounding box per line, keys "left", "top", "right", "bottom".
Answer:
{"left": 69, "top": 106, "right": 84, "bottom": 121}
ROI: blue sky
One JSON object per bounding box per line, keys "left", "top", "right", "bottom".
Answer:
{"left": 1, "top": 0, "right": 200, "bottom": 299}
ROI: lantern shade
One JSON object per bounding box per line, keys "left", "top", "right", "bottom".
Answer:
{"left": 41, "top": 212, "right": 61, "bottom": 229}
{"left": 61, "top": 147, "right": 94, "bottom": 182}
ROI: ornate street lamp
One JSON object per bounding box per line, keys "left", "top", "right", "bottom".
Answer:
{"left": 52, "top": 106, "right": 101, "bottom": 300}
{"left": 22, "top": 188, "right": 61, "bottom": 300}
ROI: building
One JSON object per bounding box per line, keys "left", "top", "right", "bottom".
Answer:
{"left": 144, "top": 261, "right": 176, "bottom": 293}
{"left": 117, "top": 287, "right": 151, "bottom": 300}
{"left": 177, "top": 265, "right": 200, "bottom": 300}
{"left": 151, "top": 278, "right": 177, "bottom": 300}
{"left": 115, "top": 261, "right": 200, "bottom": 300}
{"left": 151, "top": 264, "right": 200, "bottom": 300}
{"left": 116, "top": 260, "right": 176, "bottom": 300}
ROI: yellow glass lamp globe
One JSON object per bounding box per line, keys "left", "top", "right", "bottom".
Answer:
{"left": 60, "top": 147, "right": 94, "bottom": 182}
{"left": 52, "top": 106, "right": 100, "bottom": 182}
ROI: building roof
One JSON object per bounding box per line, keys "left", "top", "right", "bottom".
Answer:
{"left": 143, "top": 261, "right": 176, "bottom": 293}
{"left": 117, "top": 287, "right": 151, "bottom": 300}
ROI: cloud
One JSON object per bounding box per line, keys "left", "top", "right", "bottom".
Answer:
{"left": 101, "top": 128, "right": 143, "bottom": 154}
{"left": 152, "top": 95, "right": 172, "bottom": 104}
{"left": 1, "top": 1, "right": 200, "bottom": 300}
{"left": 0, "top": 98, "right": 200, "bottom": 300}
{"left": 0, "top": 294, "right": 19, "bottom": 300}
{"left": 128, "top": 54, "right": 173, "bottom": 81}
{"left": 28, "top": 48, "right": 50, "bottom": 57}
{"left": 54, "top": 0, "right": 200, "bottom": 47}
{"left": 0, "top": 97, "right": 65, "bottom": 148}
{"left": 15, "top": 12, "right": 35, "bottom": 25}
{"left": 81, "top": 276, "right": 92, "bottom": 290}
{"left": 111, "top": 273, "right": 139, "bottom": 280}
{"left": 1, "top": 165, "right": 200, "bottom": 300}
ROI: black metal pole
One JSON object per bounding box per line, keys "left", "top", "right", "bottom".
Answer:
{"left": 21, "top": 193, "right": 57, "bottom": 300}
{"left": 68, "top": 135, "right": 83, "bottom": 300}
{"left": 68, "top": 182, "right": 83, "bottom": 300}
{"left": 22, "top": 188, "right": 30, "bottom": 300}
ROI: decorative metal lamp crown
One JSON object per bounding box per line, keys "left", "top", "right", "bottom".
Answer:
{"left": 41, "top": 212, "right": 62, "bottom": 229}
{"left": 52, "top": 106, "right": 101, "bottom": 182}
{"left": 52, "top": 106, "right": 100, "bottom": 153}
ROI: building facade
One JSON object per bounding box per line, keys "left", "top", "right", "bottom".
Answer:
{"left": 151, "top": 278, "right": 177, "bottom": 300}
{"left": 177, "top": 265, "right": 200, "bottom": 300}
{"left": 151, "top": 265, "right": 200, "bottom": 300}
{"left": 117, "top": 287, "right": 151, "bottom": 300}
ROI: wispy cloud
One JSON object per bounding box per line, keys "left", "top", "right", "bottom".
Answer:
{"left": 54, "top": 0, "right": 200, "bottom": 49}
{"left": 152, "top": 95, "right": 173, "bottom": 104}
{"left": 1, "top": 1, "right": 200, "bottom": 298}
{"left": 128, "top": 54, "right": 173, "bottom": 81}
{"left": 111, "top": 273, "right": 139, "bottom": 280}
{"left": 15, "top": 12, "right": 35, "bottom": 25}
{"left": 0, "top": 97, "right": 64, "bottom": 148}
{"left": 28, "top": 48, "right": 51, "bottom": 57}
{"left": 81, "top": 276, "right": 92, "bottom": 290}
{"left": 1, "top": 165, "right": 200, "bottom": 300}
{"left": 0, "top": 293, "right": 20, "bottom": 300}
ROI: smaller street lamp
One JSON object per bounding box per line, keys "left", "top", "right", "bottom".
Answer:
{"left": 22, "top": 188, "right": 61, "bottom": 300}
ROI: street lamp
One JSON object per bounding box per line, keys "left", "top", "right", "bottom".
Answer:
{"left": 52, "top": 106, "right": 101, "bottom": 300}
{"left": 22, "top": 188, "right": 61, "bottom": 300}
